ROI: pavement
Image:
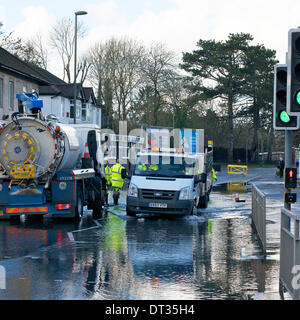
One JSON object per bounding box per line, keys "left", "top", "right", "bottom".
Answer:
{"left": 214, "top": 165, "right": 298, "bottom": 300}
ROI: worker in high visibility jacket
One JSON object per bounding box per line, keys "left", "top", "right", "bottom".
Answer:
{"left": 111, "top": 159, "right": 127, "bottom": 205}
{"left": 138, "top": 163, "right": 148, "bottom": 171}
{"left": 212, "top": 168, "right": 217, "bottom": 182}
{"left": 149, "top": 164, "right": 159, "bottom": 171}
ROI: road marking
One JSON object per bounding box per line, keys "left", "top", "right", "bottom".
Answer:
{"left": 72, "top": 226, "right": 100, "bottom": 233}
{"left": 67, "top": 232, "right": 75, "bottom": 242}
{"left": 93, "top": 220, "right": 102, "bottom": 227}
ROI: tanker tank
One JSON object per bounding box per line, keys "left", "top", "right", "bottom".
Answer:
{"left": 0, "top": 116, "right": 100, "bottom": 181}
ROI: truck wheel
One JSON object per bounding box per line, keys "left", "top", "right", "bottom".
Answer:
{"left": 10, "top": 215, "right": 20, "bottom": 223}
{"left": 75, "top": 187, "right": 84, "bottom": 221}
{"left": 126, "top": 209, "right": 136, "bottom": 217}
{"left": 92, "top": 196, "right": 103, "bottom": 219}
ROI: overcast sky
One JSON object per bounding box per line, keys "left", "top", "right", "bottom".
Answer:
{"left": 0, "top": 0, "right": 299, "bottom": 78}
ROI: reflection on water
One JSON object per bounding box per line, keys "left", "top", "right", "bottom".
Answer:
{"left": 0, "top": 190, "right": 280, "bottom": 300}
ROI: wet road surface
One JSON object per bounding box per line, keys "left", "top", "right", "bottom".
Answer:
{"left": 0, "top": 167, "right": 287, "bottom": 300}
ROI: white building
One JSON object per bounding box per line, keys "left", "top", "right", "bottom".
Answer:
{"left": 39, "top": 83, "right": 101, "bottom": 127}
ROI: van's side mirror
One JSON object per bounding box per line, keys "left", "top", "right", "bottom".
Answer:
{"left": 194, "top": 175, "right": 201, "bottom": 184}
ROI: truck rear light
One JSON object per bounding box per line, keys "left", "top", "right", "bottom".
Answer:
{"left": 55, "top": 204, "right": 71, "bottom": 211}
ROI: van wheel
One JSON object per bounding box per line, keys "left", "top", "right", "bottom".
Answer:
{"left": 126, "top": 209, "right": 136, "bottom": 217}
{"left": 75, "top": 187, "right": 84, "bottom": 221}
{"left": 198, "top": 195, "right": 208, "bottom": 209}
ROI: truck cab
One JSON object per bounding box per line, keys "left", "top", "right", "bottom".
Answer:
{"left": 126, "top": 149, "right": 213, "bottom": 217}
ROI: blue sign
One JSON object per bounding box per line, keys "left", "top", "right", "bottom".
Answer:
{"left": 180, "top": 129, "right": 198, "bottom": 153}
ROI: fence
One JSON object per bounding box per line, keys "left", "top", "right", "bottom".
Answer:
{"left": 251, "top": 184, "right": 266, "bottom": 255}
{"left": 279, "top": 208, "right": 300, "bottom": 300}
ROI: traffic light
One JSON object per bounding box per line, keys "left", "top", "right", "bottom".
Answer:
{"left": 273, "top": 64, "right": 299, "bottom": 130}
{"left": 285, "top": 167, "right": 297, "bottom": 189}
{"left": 287, "top": 28, "right": 300, "bottom": 115}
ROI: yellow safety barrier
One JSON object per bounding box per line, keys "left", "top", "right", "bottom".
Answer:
{"left": 227, "top": 165, "right": 248, "bottom": 177}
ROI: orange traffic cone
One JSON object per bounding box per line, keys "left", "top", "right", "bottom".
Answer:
{"left": 235, "top": 193, "right": 246, "bottom": 203}
{"left": 84, "top": 143, "right": 90, "bottom": 158}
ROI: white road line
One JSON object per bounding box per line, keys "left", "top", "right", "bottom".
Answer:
{"left": 67, "top": 232, "right": 75, "bottom": 242}
{"left": 93, "top": 220, "right": 102, "bottom": 227}
{"left": 72, "top": 226, "right": 100, "bottom": 233}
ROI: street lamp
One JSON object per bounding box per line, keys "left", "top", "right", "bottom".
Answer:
{"left": 73, "top": 10, "right": 87, "bottom": 124}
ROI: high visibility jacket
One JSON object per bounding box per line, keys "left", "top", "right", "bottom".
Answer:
{"left": 138, "top": 164, "right": 147, "bottom": 171}
{"left": 111, "top": 163, "right": 126, "bottom": 189}
{"left": 149, "top": 164, "right": 158, "bottom": 171}
{"left": 105, "top": 165, "right": 112, "bottom": 184}
{"left": 212, "top": 168, "right": 217, "bottom": 182}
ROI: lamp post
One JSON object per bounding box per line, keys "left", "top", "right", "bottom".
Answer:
{"left": 73, "top": 10, "right": 87, "bottom": 124}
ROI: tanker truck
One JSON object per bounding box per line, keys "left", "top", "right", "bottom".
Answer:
{"left": 0, "top": 92, "right": 106, "bottom": 221}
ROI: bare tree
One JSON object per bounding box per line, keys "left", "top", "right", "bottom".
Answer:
{"left": 89, "top": 38, "right": 145, "bottom": 127}
{"left": 140, "top": 43, "right": 176, "bottom": 125}
{"left": 30, "top": 34, "right": 48, "bottom": 69}
{"left": 77, "top": 55, "right": 91, "bottom": 85}
{"left": 49, "top": 17, "right": 85, "bottom": 83}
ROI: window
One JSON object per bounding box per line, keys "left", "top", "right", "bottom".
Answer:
{"left": 0, "top": 78, "right": 3, "bottom": 108}
{"left": 82, "top": 103, "right": 87, "bottom": 121}
{"left": 61, "top": 98, "right": 65, "bottom": 117}
{"left": 70, "top": 105, "right": 74, "bottom": 119}
{"left": 9, "top": 81, "right": 14, "bottom": 110}
{"left": 87, "top": 105, "right": 92, "bottom": 122}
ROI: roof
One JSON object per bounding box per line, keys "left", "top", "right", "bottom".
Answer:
{"left": 40, "top": 83, "right": 103, "bottom": 108}
{"left": 39, "top": 83, "right": 83, "bottom": 99}
{"left": 28, "top": 64, "right": 66, "bottom": 85}
{"left": 0, "top": 47, "right": 50, "bottom": 85}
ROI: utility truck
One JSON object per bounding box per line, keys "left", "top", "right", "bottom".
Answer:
{"left": 126, "top": 126, "right": 213, "bottom": 216}
{"left": 0, "top": 93, "right": 106, "bottom": 221}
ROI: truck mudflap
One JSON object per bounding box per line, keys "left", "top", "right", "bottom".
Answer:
{"left": 127, "top": 196, "right": 193, "bottom": 216}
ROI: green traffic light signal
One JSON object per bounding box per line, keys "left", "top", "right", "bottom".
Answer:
{"left": 296, "top": 90, "right": 300, "bottom": 105}
{"left": 279, "top": 110, "right": 291, "bottom": 123}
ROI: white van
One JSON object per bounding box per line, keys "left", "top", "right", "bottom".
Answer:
{"left": 126, "top": 150, "right": 213, "bottom": 216}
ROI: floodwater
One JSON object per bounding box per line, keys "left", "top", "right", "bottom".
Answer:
{"left": 0, "top": 182, "right": 283, "bottom": 300}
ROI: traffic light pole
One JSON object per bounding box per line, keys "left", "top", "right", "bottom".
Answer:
{"left": 285, "top": 130, "right": 293, "bottom": 210}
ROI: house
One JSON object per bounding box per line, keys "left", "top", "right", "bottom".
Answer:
{"left": 0, "top": 47, "right": 102, "bottom": 127}
{"left": 0, "top": 47, "right": 48, "bottom": 119}
{"left": 39, "top": 83, "right": 102, "bottom": 127}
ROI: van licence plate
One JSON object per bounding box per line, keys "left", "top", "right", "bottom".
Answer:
{"left": 148, "top": 203, "right": 168, "bottom": 209}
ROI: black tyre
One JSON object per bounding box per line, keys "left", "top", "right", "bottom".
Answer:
{"left": 10, "top": 215, "right": 20, "bottom": 224}
{"left": 92, "top": 196, "right": 103, "bottom": 219}
{"left": 74, "top": 187, "right": 84, "bottom": 221}
{"left": 126, "top": 209, "right": 136, "bottom": 217}
{"left": 198, "top": 195, "right": 208, "bottom": 209}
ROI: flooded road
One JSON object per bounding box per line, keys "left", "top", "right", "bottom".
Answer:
{"left": 0, "top": 174, "right": 284, "bottom": 300}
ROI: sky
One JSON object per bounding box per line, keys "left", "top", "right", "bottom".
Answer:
{"left": 0, "top": 0, "right": 300, "bottom": 79}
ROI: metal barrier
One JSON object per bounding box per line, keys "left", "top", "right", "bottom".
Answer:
{"left": 279, "top": 208, "right": 300, "bottom": 300}
{"left": 227, "top": 165, "right": 248, "bottom": 176}
{"left": 251, "top": 184, "right": 266, "bottom": 255}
